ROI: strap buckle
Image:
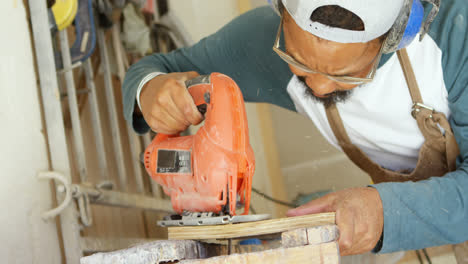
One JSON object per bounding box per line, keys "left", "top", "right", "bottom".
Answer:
{"left": 412, "top": 102, "right": 434, "bottom": 119}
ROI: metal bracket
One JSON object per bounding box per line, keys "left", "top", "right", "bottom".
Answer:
{"left": 411, "top": 102, "right": 435, "bottom": 119}
{"left": 37, "top": 171, "right": 72, "bottom": 220}
{"left": 72, "top": 184, "right": 96, "bottom": 227}
{"left": 96, "top": 180, "right": 115, "bottom": 190}
{"left": 56, "top": 61, "right": 82, "bottom": 74}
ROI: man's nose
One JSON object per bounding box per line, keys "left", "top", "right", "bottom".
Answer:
{"left": 306, "top": 74, "right": 337, "bottom": 96}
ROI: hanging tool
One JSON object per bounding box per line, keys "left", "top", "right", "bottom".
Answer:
{"left": 55, "top": 0, "right": 97, "bottom": 69}
{"left": 49, "top": 0, "right": 78, "bottom": 31}
{"left": 143, "top": 73, "right": 270, "bottom": 227}
{"left": 96, "top": 0, "right": 114, "bottom": 29}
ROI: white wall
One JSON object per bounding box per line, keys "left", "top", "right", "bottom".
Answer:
{"left": 250, "top": 0, "right": 268, "bottom": 9}
{"left": 0, "top": 1, "right": 62, "bottom": 263}
{"left": 169, "top": 0, "right": 240, "bottom": 43}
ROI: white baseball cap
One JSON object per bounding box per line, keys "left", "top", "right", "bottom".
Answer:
{"left": 282, "top": 0, "right": 405, "bottom": 43}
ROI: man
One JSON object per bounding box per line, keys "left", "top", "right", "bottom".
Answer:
{"left": 122, "top": 0, "right": 468, "bottom": 256}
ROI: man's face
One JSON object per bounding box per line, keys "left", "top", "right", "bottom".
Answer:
{"left": 282, "top": 11, "right": 383, "bottom": 105}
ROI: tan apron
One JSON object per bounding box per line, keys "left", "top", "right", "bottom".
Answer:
{"left": 325, "top": 49, "right": 460, "bottom": 184}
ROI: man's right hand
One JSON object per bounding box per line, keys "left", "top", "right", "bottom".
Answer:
{"left": 139, "top": 71, "right": 204, "bottom": 134}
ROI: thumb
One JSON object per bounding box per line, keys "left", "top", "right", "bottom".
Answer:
{"left": 286, "top": 194, "right": 335, "bottom": 217}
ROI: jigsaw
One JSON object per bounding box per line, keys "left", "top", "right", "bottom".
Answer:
{"left": 143, "top": 73, "right": 270, "bottom": 227}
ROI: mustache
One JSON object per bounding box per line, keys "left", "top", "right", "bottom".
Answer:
{"left": 297, "top": 76, "right": 352, "bottom": 108}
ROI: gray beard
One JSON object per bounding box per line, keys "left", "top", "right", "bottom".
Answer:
{"left": 297, "top": 76, "right": 353, "bottom": 108}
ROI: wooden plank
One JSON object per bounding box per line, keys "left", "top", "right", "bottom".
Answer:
{"left": 81, "top": 227, "right": 340, "bottom": 263}
{"left": 180, "top": 241, "right": 340, "bottom": 264}
{"left": 237, "top": 0, "right": 251, "bottom": 14}
{"left": 454, "top": 241, "right": 468, "bottom": 264}
{"left": 168, "top": 213, "right": 335, "bottom": 240}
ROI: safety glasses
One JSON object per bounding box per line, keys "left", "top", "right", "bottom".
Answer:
{"left": 272, "top": 15, "right": 384, "bottom": 85}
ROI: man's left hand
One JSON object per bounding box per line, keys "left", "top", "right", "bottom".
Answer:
{"left": 286, "top": 187, "right": 384, "bottom": 255}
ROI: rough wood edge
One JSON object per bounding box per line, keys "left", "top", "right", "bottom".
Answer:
{"left": 168, "top": 213, "right": 335, "bottom": 240}
{"left": 281, "top": 228, "right": 308, "bottom": 248}
{"left": 80, "top": 240, "right": 204, "bottom": 264}
{"left": 307, "top": 225, "right": 339, "bottom": 245}
{"left": 282, "top": 225, "right": 339, "bottom": 248}
{"left": 180, "top": 241, "right": 340, "bottom": 264}
{"left": 81, "top": 225, "right": 340, "bottom": 264}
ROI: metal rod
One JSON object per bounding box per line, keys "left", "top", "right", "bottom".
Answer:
{"left": 96, "top": 27, "right": 128, "bottom": 191}
{"left": 28, "top": 0, "right": 83, "bottom": 261}
{"left": 110, "top": 25, "right": 145, "bottom": 194}
{"left": 75, "top": 184, "right": 173, "bottom": 212}
{"left": 57, "top": 61, "right": 82, "bottom": 74}
{"left": 111, "top": 25, "right": 126, "bottom": 82}
{"left": 127, "top": 126, "right": 145, "bottom": 193}
{"left": 422, "top": 248, "right": 432, "bottom": 264}
{"left": 59, "top": 30, "right": 89, "bottom": 183}
{"left": 83, "top": 59, "right": 110, "bottom": 183}
{"left": 61, "top": 88, "right": 91, "bottom": 98}
{"left": 153, "top": 0, "right": 160, "bottom": 21}
{"left": 415, "top": 250, "right": 424, "bottom": 264}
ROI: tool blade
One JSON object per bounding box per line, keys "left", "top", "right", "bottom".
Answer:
{"left": 158, "top": 213, "right": 271, "bottom": 227}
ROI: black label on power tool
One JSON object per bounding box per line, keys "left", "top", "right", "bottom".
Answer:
{"left": 157, "top": 150, "right": 192, "bottom": 174}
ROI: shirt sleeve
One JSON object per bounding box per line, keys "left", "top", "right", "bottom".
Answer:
{"left": 371, "top": 0, "right": 468, "bottom": 253}
{"left": 121, "top": 6, "right": 295, "bottom": 133}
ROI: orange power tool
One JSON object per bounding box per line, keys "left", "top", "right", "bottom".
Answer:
{"left": 144, "top": 73, "right": 270, "bottom": 226}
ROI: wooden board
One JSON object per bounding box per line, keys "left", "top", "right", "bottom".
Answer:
{"left": 168, "top": 213, "right": 335, "bottom": 240}
{"left": 180, "top": 241, "right": 340, "bottom": 264}
{"left": 81, "top": 225, "right": 340, "bottom": 263}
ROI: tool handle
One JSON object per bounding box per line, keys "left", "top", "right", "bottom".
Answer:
{"left": 150, "top": 75, "right": 212, "bottom": 145}
{"left": 185, "top": 75, "right": 211, "bottom": 115}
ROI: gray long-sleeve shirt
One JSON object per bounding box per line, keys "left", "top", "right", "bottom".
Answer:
{"left": 122, "top": 1, "right": 468, "bottom": 253}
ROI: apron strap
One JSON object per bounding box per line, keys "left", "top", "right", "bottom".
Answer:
{"left": 397, "top": 48, "right": 459, "bottom": 171}
{"left": 325, "top": 48, "right": 460, "bottom": 183}
{"left": 397, "top": 49, "right": 424, "bottom": 104}
{"left": 325, "top": 103, "right": 383, "bottom": 177}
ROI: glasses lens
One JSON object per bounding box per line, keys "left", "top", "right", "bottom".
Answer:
{"left": 273, "top": 16, "right": 378, "bottom": 85}
{"left": 274, "top": 48, "right": 315, "bottom": 74}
